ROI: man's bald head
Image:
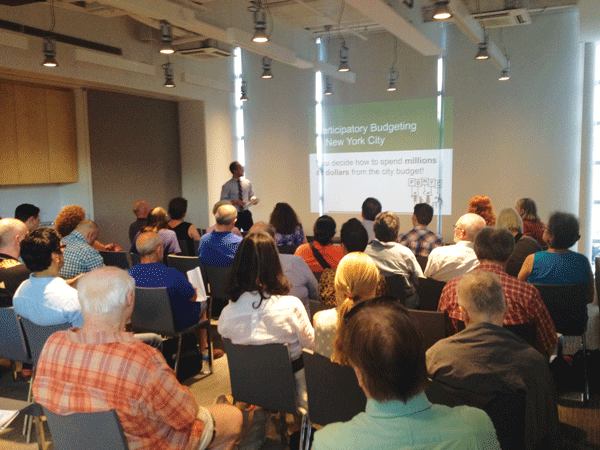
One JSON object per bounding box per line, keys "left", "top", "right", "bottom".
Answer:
{"left": 216, "top": 204, "right": 238, "bottom": 226}
{"left": 75, "top": 220, "right": 100, "bottom": 245}
{"left": 0, "top": 218, "right": 28, "bottom": 258}
{"left": 133, "top": 200, "right": 151, "bottom": 218}
{"left": 137, "top": 231, "right": 162, "bottom": 257}
{"left": 454, "top": 213, "right": 486, "bottom": 243}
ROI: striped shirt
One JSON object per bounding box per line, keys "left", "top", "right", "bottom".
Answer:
{"left": 399, "top": 225, "right": 444, "bottom": 257}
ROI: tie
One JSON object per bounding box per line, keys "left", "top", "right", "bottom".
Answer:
{"left": 237, "top": 178, "right": 243, "bottom": 204}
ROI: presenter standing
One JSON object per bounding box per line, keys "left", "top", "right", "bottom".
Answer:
{"left": 221, "top": 161, "right": 258, "bottom": 232}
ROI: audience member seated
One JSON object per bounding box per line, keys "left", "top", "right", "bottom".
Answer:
{"left": 364, "top": 211, "right": 423, "bottom": 308}
{"left": 198, "top": 204, "right": 242, "bottom": 267}
{"left": 32, "top": 266, "right": 242, "bottom": 450}
{"left": 128, "top": 200, "right": 150, "bottom": 245}
{"left": 516, "top": 198, "right": 546, "bottom": 246}
{"left": 496, "top": 208, "right": 541, "bottom": 268}
{"left": 205, "top": 201, "right": 243, "bottom": 237}
{"left": 55, "top": 204, "right": 121, "bottom": 252}
{"left": 313, "top": 252, "right": 378, "bottom": 360}
{"left": 427, "top": 271, "right": 559, "bottom": 450}
{"left": 438, "top": 227, "right": 556, "bottom": 354}
{"left": 311, "top": 298, "right": 500, "bottom": 450}
{"left": 399, "top": 202, "right": 444, "bottom": 257}
{"left": 248, "top": 222, "right": 317, "bottom": 314}
{"left": 424, "top": 213, "right": 486, "bottom": 282}
{"left": 14, "top": 228, "right": 82, "bottom": 327}
{"left": 218, "top": 232, "right": 314, "bottom": 409}
{"left": 131, "top": 207, "right": 181, "bottom": 259}
{"left": 168, "top": 197, "right": 202, "bottom": 255}
{"left": 360, "top": 197, "right": 381, "bottom": 244}
{"left": 59, "top": 220, "right": 104, "bottom": 279}
{"left": 467, "top": 195, "right": 496, "bottom": 226}
{"left": 518, "top": 212, "right": 594, "bottom": 302}
{"left": 295, "top": 216, "right": 344, "bottom": 274}
{"left": 319, "top": 218, "right": 386, "bottom": 306}
{"left": 15, "top": 203, "right": 40, "bottom": 232}
{"left": 269, "top": 202, "right": 308, "bottom": 249}
{"left": 0, "top": 219, "right": 31, "bottom": 307}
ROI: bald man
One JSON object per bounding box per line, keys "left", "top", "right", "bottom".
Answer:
{"left": 0, "top": 218, "right": 30, "bottom": 306}
{"left": 424, "top": 213, "right": 486, "bottom": 282}
{"left": 60, "top": 220, "right": 104, "bottom": 279}
{"left": 198, "top": 204, "right": 243, "bottom": 267}
{"left": 129, "top": 200, "right": 151, "bottom": 245}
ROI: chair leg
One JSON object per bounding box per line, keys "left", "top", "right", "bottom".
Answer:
{"left": 582, "top": 335, "right": 589, "bottom": 402}
{"left": 301, "top": 414, "right": 311, "bottom": 450}
{"left": 22, "top": 377, "right": 33, "bottom": 435}
{"left": 206, "top": 324, "right": 213, "bottom": 375}
{"left": 279, "top": 411, "right": 288, "bottom": 446}
{"left": 174, "top": 334, "right": 183, "bottom": 376}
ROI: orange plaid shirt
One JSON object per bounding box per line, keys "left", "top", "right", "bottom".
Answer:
{"left": 32, "top": 329, "right": 204, "bottom": 450}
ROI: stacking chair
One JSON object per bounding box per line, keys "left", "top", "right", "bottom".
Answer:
{"left": 43, "top": 407, "right": 128, "bottom": 450}
{"left": 534, "top": 283, "right": 589, "bottom": 401}
{"left": 505, "top": 261, "right": 523, "bottom": 278}
{"left": 384, "top": 274, "right": 407, "bottom": 305}
{"left": 201, "top": 263, "right": 232, "bottom": 317}
{"left": 302, "top": 350, "right": 366, "bottom": 449}
{"left": 308, "top": 300, "right": 334, "bottom": 325}
{"left": 504, "top": 322, "right": 536, "bottom": 348}
{"left": 129, "top": 252, "right": 141, "bottom": 266}
{"left": 131, "top": 287, "right": 212, "bottom": 376}
{"left": 0, "top": 398, "right": 44, "bottom": 450}
{"left": 595, "top": 258, "right": 600, "bottom": 303}
{"left": 167, "top": 254, "right": 202, "bottom": 275}
{"left": 416, "top": 278, "right": 446, "bottom": 311}
{"left": 416, "top": 255, "right": 428, "bottom": 272}
{"left": 0, "top": 307, "right": 32, "bottom": 380}
{"left": 177, "top": 240, "right": 191, "bottom": 256}
{"left": 407, "top": 309, "right": 447, "bottom": 350}
{"left": 99, "top": 251, "right": 131, "bottom": 270}
{"left": 278, "top": 245, "right": 297, "bottom": 255}
{"left": 193, "top": 240, "right": 200, "bottom": 256}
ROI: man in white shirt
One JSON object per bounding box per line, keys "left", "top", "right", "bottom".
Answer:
{"left": 220, "top": 161, "right": 258, "bottom": 232}
{"left": 424, "top": 213, "right": 486, "bottom": 282}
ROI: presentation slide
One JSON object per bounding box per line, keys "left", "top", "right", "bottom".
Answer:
{"left": 310, "top": 98, "right": 453, "bottom": 215}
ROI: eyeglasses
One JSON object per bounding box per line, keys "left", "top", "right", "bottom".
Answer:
{"left": 343, "top": 296, "right": 404, "bottom": 324}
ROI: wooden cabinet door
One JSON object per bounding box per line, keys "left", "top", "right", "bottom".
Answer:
{"left": 0, "top": 83, "right": 19, "bottom": 185}
{"left": 47, "top": 89, "right": 78, "bottom": 183}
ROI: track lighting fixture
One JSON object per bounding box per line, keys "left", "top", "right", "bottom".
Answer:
{"left": 160, "top": 20, "right": 175, "bottom": 54}
{"left": 432, "top": 1, "right": 452, "bottom": 20}
{"left": 251, "top": 1, "right": 269, "bottom": 43}
{"left": 338, "top": 43, "right": 350, "bottom": 72}
{"left": 261, "top": 57, "right": 273, "bottom": 79}
{"left": 499, "top": 60, "right": 510, "bottom": 81}
{"left": 387, "top": 70, "right": 398, "bottom": 91}
{"left": 324, "top": 76, "right": 333, "bottom": 96}
{"left": 42, "top": 38, "right": 58, "bottom": 67}
{"left": 240, "top": 80, "right": 249, "bottom": 101}
{"left": 163, "top": 62, "right": 175, "bottom": 88}
{"left": 475, "top": 37, "right": 489, "bottom": 60}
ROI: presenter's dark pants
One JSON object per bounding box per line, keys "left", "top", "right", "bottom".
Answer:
{"left": 237, "top": 209, "right": 253, "bottom": 232}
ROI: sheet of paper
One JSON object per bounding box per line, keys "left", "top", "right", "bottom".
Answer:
{"left": 246, "top": 197, "right": 259, "bottom": 207}
{"left": 0, "top": 410, "right": 19, "bottom": 432}
{"left": 187, "top": 267, "right": 207, "bottom": 302}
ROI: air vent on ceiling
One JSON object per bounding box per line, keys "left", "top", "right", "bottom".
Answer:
{"left": 174, "top": 38, "right": 233, "bottom": 59}
{"left": 472, "top": 8, "right": 531, "bottom": 28}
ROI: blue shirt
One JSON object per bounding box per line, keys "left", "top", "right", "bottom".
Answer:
{"left": 13, "top": 274, "right": 83, "bottom": 327}
{"left": 312, "top": 393, "right": 500, "bottom": 450}
{"left": 527, "top": 251, "right": 591, "bottom": 285}
{"left": 198, "top": 231, "right": 242, "bottom": 267}
{"left": 129, "top": 263, "right": 202, "bottom": 331}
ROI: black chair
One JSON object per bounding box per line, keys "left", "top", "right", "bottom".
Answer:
{"left": 534, "top": 283, "right": 589, "bottom": 401}
{"left": 177, "top": 239, "right": 191, "bottom": 256}
{"left": 201, "top": 263, "right": 232, "bottom": 317}
{"left": 505, "top": 261, "right": 523, "bottom": 278}
{"left": 278, "top": 245, "right": 297, "bottom": 255}
{"left": 192, "top": 239, "right": 200, "bottom": 256}
{"left": 416, "top": 277, "right": 446, "bottom": 311}
{"left": 595, "top": 257, "right": 600, "bottom": 303}
{"left": 167, "top": 254, "right": 202, "bottom": 275}
{"left": 384, "top": 274, "right": 407, "bottom": 305}
{"left": 504, "top": 322, "right": 536, "bottom": 348}
{"left": 407, "top": 309, "right": 447, "bottom": 350}
{"left": 416, "top": 255, "right": 428, "bottom": 272}
{"left": 308, "top": 300, "right": 334, "bottom": 325}
{"left": 43, "top": 407, "right": 129, "bottom": 450}
{"left": 0, "top": 307, "right": 32, "bottom": 380}
{"left": 303, "top": 350, "right": 366, "bottom": 448}
{"left": 99, "top": 251, "right": 130, "bottom": 270}
{"left": 0, "top": 398, "right": 44, "bottom": 449}
{"left": 129, "top": 252, "right": 141, "bottom": 266}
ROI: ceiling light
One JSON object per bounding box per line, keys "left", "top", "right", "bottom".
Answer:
{"left": 261, "top": 57, "right": 273, "bottom": 79}
{"left": 387, "top": 69, "right": 398, "bottom": 91}
{"left": 324, "top": 76, "right": 333, "bottom": 96}
{"left": 499, "top": 68, "right": 510, "bottom": 81}
{"left": 338, "top": 43, "right": 350, "bottom": 72}
{"left": 433, "top": 1, "right": 452, "bottom": 20}
{"left": 42, "top": 38, "right": 58, "bottom": 67}
{"left": 241, "top": 80, "right": 249, "bottom": 101}
{"left": 251, "top": 1, "right": 269, "bottom": 43}
{"left": 475, "top": 42, "right": 489, "bottom": 60}
{"left": 163, "top": 62, "right": 175, "bottom": 88}
{"left": 160, "top": 20, "right": 175, "bottom": 55}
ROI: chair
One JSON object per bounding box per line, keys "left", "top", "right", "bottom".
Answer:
{"left": 129, "top": 252, "right": 141, "bottom": 266}
{"left": 505, "top": 260, "right": 523, "bottom": 278}
{"left": 42, "top": 407, "right": 129, "bottom": 450}
{"left": 309, "top": 300, "right": 334, "bottom": 325}
{"left": 504, "top": 322, "right": 536, "bottom": 348}
{"left": 0, "top": 307, "right": 32, "bottom": 380}
{"left": 177, "top": 239, "right": 191, "bottom": 256}
{"left": 416, "top": 278, "right": 446, "bottom": 311}
{"left": 99, "top": 251, "right": 130, "bottom": 270}
{"left": 193, "top": 239, "right": 200, "bottom": 256}
{"left": 278, "top": 244, "right": 297, "bottom": 255}
{"left": 20, "top": 319, "right": 71, "bottom": 368}
{"left": 384, "top": 274, "right": 407, "bottom": 305}
{"left": 0, "top": 398, "right": 44, "bottom": 450}
{"left": 167, "top": 254, "right": 202, "bottom": 275}
{"left": 201, "top": 263, "right": 232, "bottom": 317}
{"left": 131, "top": 287, "right": 211, "bottom": 376}
{"left": 416, "top": 255, "right": 428, "bottom": 272}
{"left": 407, "top": 309, "right": 447, "bottom": 350}
{"left": 302, "top": 349, "right": 366, "bottom": 449}
{"left": 533, "top": 283, "right": 589, "bottom": 401}
{"left": 595, "top": 258, "right": 600, "bottom": 303}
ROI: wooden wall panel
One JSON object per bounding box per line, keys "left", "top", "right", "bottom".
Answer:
{"left": 0, "top": 83, "right": 19, "bottom": 185}
{"left": 14, "top": 85, "right": 49, "bottom": 184}
{"left": 47, "top": 89, "right": 78, "bottom": 183}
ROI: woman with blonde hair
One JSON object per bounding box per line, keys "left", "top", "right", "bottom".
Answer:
{"left": 313, "top": 252, "right": 379, "bottom": 361}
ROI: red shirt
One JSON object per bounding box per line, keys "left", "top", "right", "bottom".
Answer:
{"left": 294, "top": 242, "right": 344, "bottom": 273}
{"left": 32, "top": 329, "right": 204, "bottom": 450}
{"left": 438, "top": 263, "right": 557, "bottom": 352}
{"left": 523, "top": 220, "right": 545, "bottom": 247}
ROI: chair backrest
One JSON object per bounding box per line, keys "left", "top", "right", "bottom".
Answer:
{"left": 416, "top": 278, "right": 446, "bottom": 311}
{"left": 131, "top": 287, "right": 176, "bottom": 336}
{"left": 309, "top": 300, "right": 334, "bottom": 325}
{"left": 416, "top": 255, "right": 428, "bottom": 272}
{"left": 596, "top": 258, "right": 600, "bottom": 306}
{"left": 223, "top": 338, "right": 298, "bottom": 414}
{"left": 426, "top": 381, "right": 526, "bottom": 450}
{"left": 99, "top": 251, "right": 130, "bottom": 270}
{"left": 167, "top": 255, "right": 202, "bottom": 275}
{"left": 407, "top": 309, "right": 447, "bottom": 350}
{"left": 201, "top": 263, "right": 232, "bottom": 301}
{"left": 384, "top": 275, "right": 407, "bottom": 305}
{"left": 129, "top": 253, "right": 141, "bottom": 267}
{"left": 278, "top": 245, "right": 297, "bottom": 255}
{"left": 193, "top": 240, "right": 200, "bottom": 256}
{"left": 42, "top": 407, "right": 129, "bottom": 450}
{"left": 177, "top": 240, "right": 191, "bottom": 256}
{"left": 20, "top": 318, "right": 70, "bottom": 366}
{"left": 505, "top": 261, "right": 523, "bottom": 278}
{"left": 303, "top": 350, "right": 366, "bottom": 425}
{"left": 504, "top": 322, "right": 536, "bottom": 348}
{"left": 0, "top": 307, "right": 31, "bottom": 364}
{"left": 533, "top": 283, "right": 588, "bottom": 336}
